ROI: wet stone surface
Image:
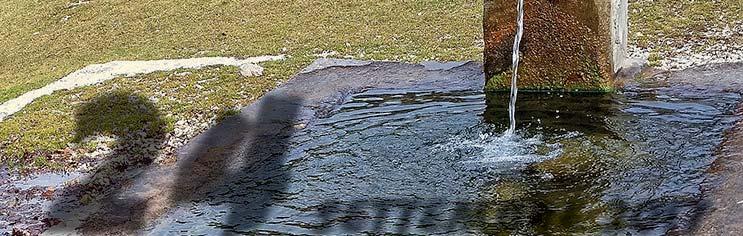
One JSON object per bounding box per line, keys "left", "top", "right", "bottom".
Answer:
{"left": 0, "top": 172, "right": 80, "bottom": 235}
{"left": 483, "top": 0, "right": 617, "bottom": 91}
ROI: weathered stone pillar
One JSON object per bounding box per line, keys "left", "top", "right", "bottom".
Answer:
{"left": 484, "top": 0, "right": 628, "bottom": 92}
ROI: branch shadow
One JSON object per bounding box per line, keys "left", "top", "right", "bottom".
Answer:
{"left": 167, "top": 94, "right": 304, "bottom": 234}
{"left": 313, "top": 198, "right": 475, "bottom": 235}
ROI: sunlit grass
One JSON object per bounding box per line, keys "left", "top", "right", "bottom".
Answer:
{"left": 0, "top": 64, "right": 282, "bottom": 171}
{"left": 0, "top": 0, "right": 484, "bottom": 103}
{"left": 0, "top": 0, "right": 483, "bottom": 171}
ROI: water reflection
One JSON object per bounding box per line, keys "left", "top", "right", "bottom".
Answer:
{"left": 484, "top": 92, "right": 617, "bottom": 134}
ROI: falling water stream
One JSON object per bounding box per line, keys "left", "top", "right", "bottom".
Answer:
{"left": 506, "top": 0, "right": 525, "bottom": 135}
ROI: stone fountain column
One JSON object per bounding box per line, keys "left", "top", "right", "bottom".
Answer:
{"left": 484, "top": 0, "right": 628, "bottom": 92}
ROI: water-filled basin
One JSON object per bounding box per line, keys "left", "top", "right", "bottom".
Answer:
{"left": 151, "top": 83, "right": 740, "bottom": 235}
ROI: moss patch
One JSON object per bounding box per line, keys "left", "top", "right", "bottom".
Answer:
{"left": 485, "top": 74, "right": 616, "bottom": 93}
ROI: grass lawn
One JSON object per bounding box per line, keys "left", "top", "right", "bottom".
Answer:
{"left": 0, "top": 0, "right": 483, "bottom": 171}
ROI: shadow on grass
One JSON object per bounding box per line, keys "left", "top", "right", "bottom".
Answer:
{"left": 46, "top": 91, "right": 167, "bottom": 231}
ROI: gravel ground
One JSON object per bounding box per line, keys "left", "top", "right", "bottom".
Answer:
{"left": 627, "top": 27, "right": 743, "bottom": 71}
{"left": 627, "top": 0, "right": 742, "bottom": 70}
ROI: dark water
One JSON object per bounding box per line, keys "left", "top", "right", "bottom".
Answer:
{"left": 150, "top": 85, "right": 740, "bottom": 235}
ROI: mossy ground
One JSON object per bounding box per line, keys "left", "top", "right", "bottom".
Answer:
{"left": 0, "top": 0, "right": 483, "bottom": 171}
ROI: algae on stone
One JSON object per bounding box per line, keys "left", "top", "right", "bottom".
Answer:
{"left": 483, "top": 0, "right": 626, "bottom": 92}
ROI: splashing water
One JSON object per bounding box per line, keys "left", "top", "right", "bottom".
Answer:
{"left": 506, "top": 0, "right": 525, "bottom": 135}
{"left": 437, "top": 131, "right": 562, "bottom": 164}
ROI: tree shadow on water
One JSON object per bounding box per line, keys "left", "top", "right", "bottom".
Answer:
{"left": 46, "top": 91, "right": 167, "bottom": 232}
{"left": 166, "top": 94, "right": 304, "bottom": 234}
{"left": 314, "top": 198, "right": 474, "bottom": 235}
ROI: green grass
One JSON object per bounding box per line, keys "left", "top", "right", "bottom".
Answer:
{"left": 0, "top": 0, "right": 483, "bottom": 171}
{"left": 0, "top": 0, "right": 483, "bottom": 104}
{"left": 647, "top": 52, "right": 662, "bottom": 67}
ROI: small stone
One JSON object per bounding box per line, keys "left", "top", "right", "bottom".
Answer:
{"left": 80, "top": 193, "right": 93, "bottom": 205}
{"left": 174, "top": 72, "right": 192, "bottom": 77}
{"left": 313, "top": 51, "right": 337, "bottom": 58}
{"left": 239, "top": 63, "right": 263, "bottom": 77}
{"left": 41, "top": 187, "right": 55, "bottom": 199}
{"left": 12, "top": 228, "right": 31, "bottom": 236}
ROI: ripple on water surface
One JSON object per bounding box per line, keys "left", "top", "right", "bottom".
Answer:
{"left": 151, "top": 86, "right": 740, "bottom": 235}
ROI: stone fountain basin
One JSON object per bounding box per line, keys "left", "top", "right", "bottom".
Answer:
{"left": 2, "top": 60, "right": 742, "bottom": 235}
